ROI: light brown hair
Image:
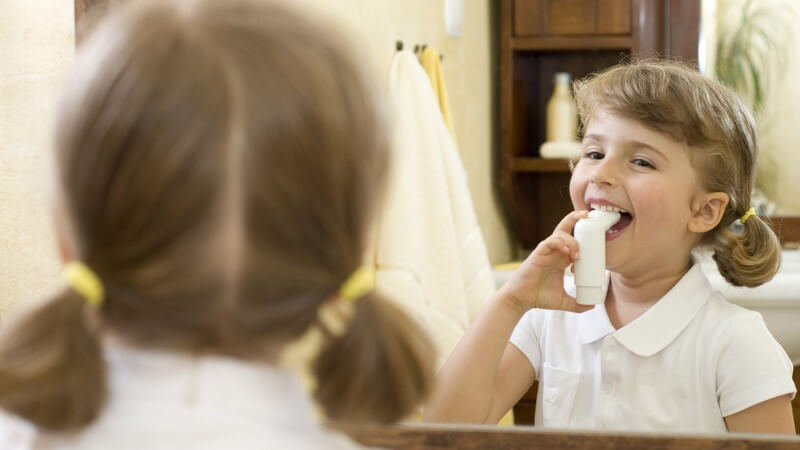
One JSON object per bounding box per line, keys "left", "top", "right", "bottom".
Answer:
{"left": 574, "top": 60, "right": 780, "bottom": 287}
{"left": 0, "top": 0, "right": 433, "bottom": 431}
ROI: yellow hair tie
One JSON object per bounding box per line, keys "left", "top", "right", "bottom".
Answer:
{"left": 740, "top": 207, "right": 756, "bottom": 224}
{"left": 316, "top": 267, "right": 376, "bottom": 336}
{"left": 63, "top": 262, "right": 104, "bottom": 307}
{"left": 338, "top": 267, "right": 375, "bottom": 302}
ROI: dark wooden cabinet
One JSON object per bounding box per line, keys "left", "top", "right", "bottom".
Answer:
{"left": 498, "top": 0, "right": 699, "bottom": 250}
{"left": 515, "top": 0, "right": 633, "bottom": 36}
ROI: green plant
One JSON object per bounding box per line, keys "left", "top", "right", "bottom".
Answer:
{"left": 714, "top": 0, "right": 795, "bottom": 116}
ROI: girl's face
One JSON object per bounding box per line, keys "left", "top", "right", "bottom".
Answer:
{"left": 569, "top": 109, "right": 704, "bottom": 277}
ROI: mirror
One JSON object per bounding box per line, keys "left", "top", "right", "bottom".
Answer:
{"left": 67, "top": 0, "right": 798, "bottom": 440}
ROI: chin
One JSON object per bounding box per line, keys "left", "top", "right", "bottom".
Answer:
{"left": 604, "top": 254, "right": 626, "bottom": 272}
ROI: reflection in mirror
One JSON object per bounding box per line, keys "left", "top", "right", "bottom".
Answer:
{"left": 70, "top": 0, "right": 800, "bottom": 441}
{"left": 431, "top": 0, "right": 800, "bottom": 437}
{"left": 701, "top": 0, "right": 800, "bottom": 215}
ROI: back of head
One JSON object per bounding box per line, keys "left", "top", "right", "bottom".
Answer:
{"left": 0, "top": 0, "right": 433, "bottom": 431}
{"left": 574, "top": 60, "right": 780, "bottom": 287}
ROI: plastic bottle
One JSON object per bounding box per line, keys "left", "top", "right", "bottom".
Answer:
{"left": 545, "top": 72, "right": 577, "bottom": 143}
{"left": 573, "top": 210, "right": 620, "bottom": 305}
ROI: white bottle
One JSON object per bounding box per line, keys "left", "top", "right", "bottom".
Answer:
{"left": 573, "top": 210, "right": 620, "bottom": 305}
{"left": 545, "top": 72, "right": 577, "bottom": 143}
{"left": 540, "top": 72, "right": 580, "bottom": 159}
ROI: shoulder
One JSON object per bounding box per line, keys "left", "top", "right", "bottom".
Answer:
{"left": 700, "top": 291, "right": 792, "bottom": 372}
{"left": 702, "top": 295, "right": 796, "bottom": 416}
{"left": 512, "top": 307, "right": 590, "bottom": 352}
{"left": 686, "top": 291, "right": 793, "bottom": 370}
{"left": 697, "top": 291, "right": 766, "bottom": 337}
{"left": 515, "top": 308, "right": 582, "bottom": 335}
{"left": 0, "top": 409, "right": 35, "bottom": 450}
{"left": 511, "top": 308, "right": 585, "bottom": 372}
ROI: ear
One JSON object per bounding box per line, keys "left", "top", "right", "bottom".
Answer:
{"left": 688, "top": 191, "right": 729, "bottom": 233}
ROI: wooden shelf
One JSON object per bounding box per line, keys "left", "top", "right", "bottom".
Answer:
{"left": 511, "top": 36, "right": 633, "bottom": 51}
{"left": 511, "top": 157, "right": 572, "bottom": 173}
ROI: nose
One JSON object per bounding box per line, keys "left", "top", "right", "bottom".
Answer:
{"left": 590, "top": 159, "right": 618, "bottom": 187}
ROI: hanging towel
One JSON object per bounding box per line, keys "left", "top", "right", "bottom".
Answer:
{"left": 418, "top": 46, "right": 455, "bottom": 137}
{"left": 374, "top": 50, "right": 496, "bottom": 368}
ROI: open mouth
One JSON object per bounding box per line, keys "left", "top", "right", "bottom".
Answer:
{"left": 589, "top": 203, "right": 633, "bottom": 239}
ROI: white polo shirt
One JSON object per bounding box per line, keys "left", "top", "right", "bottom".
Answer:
{"left": 510, "top": 263, "right": 796, "bottom": 432}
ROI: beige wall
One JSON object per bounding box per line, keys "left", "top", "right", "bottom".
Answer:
{"left": 293, "top": 0, "right": 513, "bottom": 262}
{"left": 0, "top": 0, "right": 73, "bottom": 313}
{"left": 0, "top": 0, "right": 513, "bottom": 312}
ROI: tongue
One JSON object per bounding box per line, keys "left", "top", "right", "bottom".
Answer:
{"left": 608, "top": 213, "right": 632, "bottom": 233}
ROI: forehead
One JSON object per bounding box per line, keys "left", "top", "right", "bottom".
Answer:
{"left": 584, "top": 110, "right": 689, "bottom": 156}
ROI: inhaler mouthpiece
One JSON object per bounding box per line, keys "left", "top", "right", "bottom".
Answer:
{"left": 573, "top": 210, "right": 620, "bottom": 305}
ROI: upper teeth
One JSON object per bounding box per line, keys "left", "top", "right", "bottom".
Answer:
{"left": 590, "top": 203, "right": 627, "bottom": 213}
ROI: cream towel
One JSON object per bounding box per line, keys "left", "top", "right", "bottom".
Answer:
{"left": 375, "top": 50, "right": 496, "bottom": 368}
{"left": 418, "top": 46, "right": 455, "bottom": 137}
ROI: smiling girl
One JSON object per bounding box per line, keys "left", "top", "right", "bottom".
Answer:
{"left": 425, "top": 61, "right": 796, "bottom": 433}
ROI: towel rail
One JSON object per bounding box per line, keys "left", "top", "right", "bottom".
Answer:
{"left": 396, "top": 41, "right": 444, "bottom": 61}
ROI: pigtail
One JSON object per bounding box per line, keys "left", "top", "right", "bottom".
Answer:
{"left": 0, "top": 289, "right": 106, "bottom": 431}
{"left": 711, "top": 214, "right": 781, "bottom": 288}
{"left": 312, "top": 293, "right": 434, "bottom": 423}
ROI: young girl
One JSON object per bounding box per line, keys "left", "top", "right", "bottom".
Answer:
{"left": 0, "top": 0, "right": 433, "bottom": 448}
{"left": 426, "top": 61, "right": 797, "bottom": 434}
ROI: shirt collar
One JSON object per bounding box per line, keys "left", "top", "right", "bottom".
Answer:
{"left": 613, "top": 262, "right": 711, "bottom": 357}
{"left": 575, "top": 261, "right": 712, "bottom": 357}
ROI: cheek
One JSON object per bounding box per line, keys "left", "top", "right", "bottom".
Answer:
{"left": 631, "top": 181, "right": 691, "bottom": 224}
{"left": 569, "top": 170, "right": 589, "bottom": 209}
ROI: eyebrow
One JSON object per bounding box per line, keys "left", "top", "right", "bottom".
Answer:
{"left": 583, "top": 133, "right": 668, "bottom": 160}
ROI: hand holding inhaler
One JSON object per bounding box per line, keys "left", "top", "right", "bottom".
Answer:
{"left": 500, "top": 211, "right": 594, "bottom": 314}
{"left": 502, "top": 208, "right": 620, "bottom": 312}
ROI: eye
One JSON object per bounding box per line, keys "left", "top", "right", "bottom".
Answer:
{"left": 583, "top": 150, "right": 604, "bottom": 160}
{"left": 632, "top": 158, "right": 655, "bottom": 169}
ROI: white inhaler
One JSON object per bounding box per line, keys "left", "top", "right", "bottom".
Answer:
{"left": 573, "top": 210, "right": 620, "bottom": 305}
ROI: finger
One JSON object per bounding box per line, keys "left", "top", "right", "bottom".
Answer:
{"left": 553, "top": 231, "right": 580, "bottom": 260}
{"left": 552, "top": 234, "right": 579, "bottom": 257}
{"left": 545, "top": 239, "right": 571, "bottom": 258}
{"left": 553, "top": 210, "right": 590, "bottom": 236}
